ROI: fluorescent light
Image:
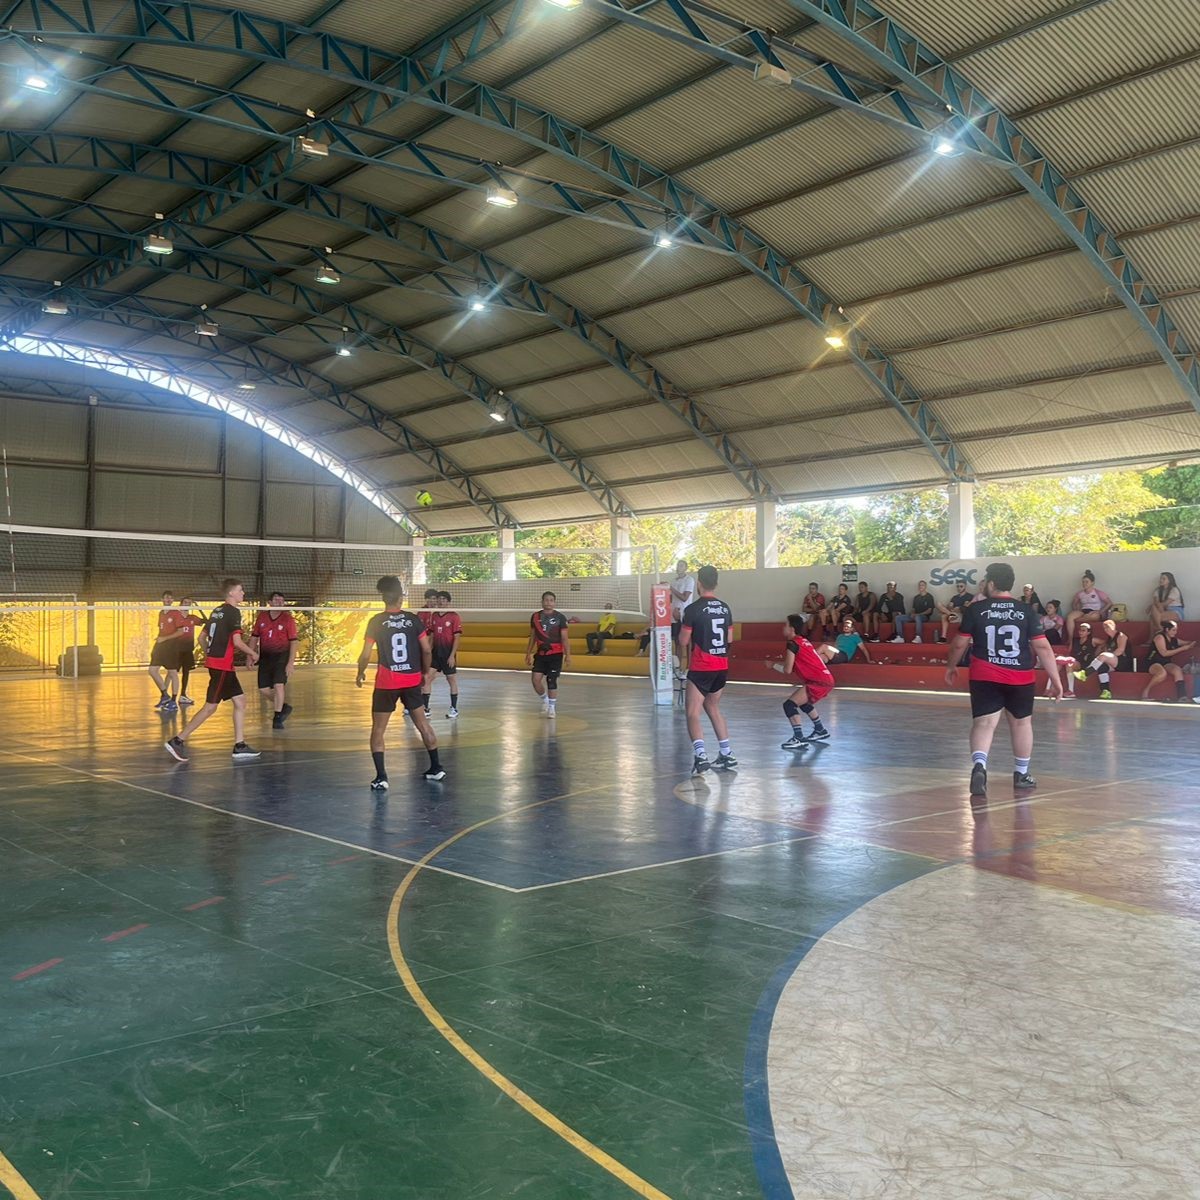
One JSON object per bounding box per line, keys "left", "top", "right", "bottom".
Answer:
{"left": 752, "top": 62, "right": 792, "bottom": 88}
{"left": 23, "top": 73, "right": 54, "bottom": 92}
{"left": 933, "top": 139, "right": 955, "bottom": 156}
{"left": 195, "top": 319, "right": 219, "bottom": 337}
{"left": 488, "top": 408, "right": 506, "bottom": 422}
{"left": 470, "top": 297, "right": 487, "bottom": 311}
{"left": 297, "top": 135, "right": 330, "bottom": 157}
{"left": 655, "top": 232, "right": 674, "bottom": 248}
{"left": 824, "top": 332, "right": 846, "bottom": 349}
{"left": 488, "top": 397, "right": 507, "bottom": 422}
{"left": 335, "top": 344, "right": 353, "bottom": 357}
{"left": 143, "top": 233, "right": 173, "bottom": 255}
{"left": 41, "top": 299, "right": 69, "bottom": 315}
{"left": 237, "top": 379, "right": 256, "bottom": 390}
{"left": 485, "top": 186, "right": 519, "bottom": 209}
{"left": 314, "top": 266, "right": 340, "bottom": 285}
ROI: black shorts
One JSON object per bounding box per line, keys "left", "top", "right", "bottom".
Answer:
{"left": 532, "top": 653, "right": 563, "bottom": 685}
{"left": 205, "top": 668, "right": 243, "bottom": 705}
{"left": 827, "top": 650, "right": 849, "bottom": 665}
{"left": 671, "top": 620, "right": 682, "bottom": 642}
{"left": 150, "top": 642, "right": 176, "bottom": 668}
{"left": 431, "top": 647, "right": 457, "bottom": 676}
{"left": 176, "top": 642, "right": 196, "bottom": 671}
{"left": 969, "top": 678, "right": 1035, "bottom": 720}
{"left": 258, "top": 651, "right": 289, "bottom": 688}
{"left": 687, "top": 670, "right": 727, "bottom": 695}
{"left": 371, "top": 686, "right": 425, "bottom": 714}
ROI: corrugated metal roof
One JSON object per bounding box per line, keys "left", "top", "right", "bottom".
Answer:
{"left": 1079, "top": 141, "right": 1200, "bottom": 232}
{"left": 876, "top": 0, "right": 1077, "bottom": 58}
{"left": 1112, "top": 224, "right": 1200, "bottom": 293}
{"left": 735, "top": 407, "right": 918, "bottom": 462}
{"left": 769, "top": 448, "right": 945, "bottom": 496}
{"left": 614, "top": 476, "right": 749, "bottom": 511}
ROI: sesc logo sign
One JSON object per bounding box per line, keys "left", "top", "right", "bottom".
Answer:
{"left": 928, "top": 562, "right": 980, "bottom": 588}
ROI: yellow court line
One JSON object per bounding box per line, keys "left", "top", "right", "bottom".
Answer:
{"left": 0, "top": 1148, "right": 43, "bottom": 1200}
{"left": 386, "top": 780, "right": 677, "bottom": 1200}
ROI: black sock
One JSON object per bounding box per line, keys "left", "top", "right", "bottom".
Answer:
{"left": 450, "top": 693, "right": 459, "bottom": 709}
{"left": 812, "top": 717, "right": 827, "bottom": 733}
{"left": 421, "top": 692, "right": 430, "bottom": 710}
{"left": 428, "top": 748, "right": 440, "bottom": 772}
{"left": 1177, "top": 679, "right": 1188, "bottom": 699}
{"left": 372, "top": 751, "right": 386, "bottom": 778}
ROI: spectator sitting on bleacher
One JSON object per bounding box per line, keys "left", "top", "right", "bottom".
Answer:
{"left": 935, "top": 579, "right": 972, "bottom": 643}
{"left": 1039, "top": 599, "right": 1066, "bottom": 645}
{"left": 879, "top": 582, "right": 906, "bottom": 642}
{"left": 855, "top": 581, "right": 880, "bottom": 640}
{"left": 894, "top": 581, "right": 935, "bottom": 642}
{"left": 1021, "top": 584, "right": 1046, "bottom": 614}
{"left": 1148, "top": 572, "right": 1185, "bottom": 626}
{"left": 817, "top": 616, "right": 873, "bottom": 665}
{"left": 1141, "top": 619, "right": 1194, "bottom": 702}
{"left": 1066, "top": 571, "right": 1112, "bottom": 641}
{"left": 1073, "top": 618, "right": 1126, "bottom": 699}
{"left": 800, "top": 582, "right": 825, "bottom": 632}
{"left": 586, "top": 603, "right": 618, "bottom": 655}
{"left": 818, "top": 584, "right": 854, "bottom": 638}
{"left": 1049, "top": 620, "right": 1091, "bottom": 698}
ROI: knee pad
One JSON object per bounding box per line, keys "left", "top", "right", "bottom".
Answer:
{"left": 545, "top": 669, "right": 560, "bottom": 689}
{"left": 783, "top": 699, "right": 799, "bottom": 718}
{"left": 800, "top": 702, "right": 815, "bottom": 714}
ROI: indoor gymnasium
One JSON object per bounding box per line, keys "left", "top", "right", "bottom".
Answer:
{"left": 2, "top": 2, "right": 1199, "bottom": 1197}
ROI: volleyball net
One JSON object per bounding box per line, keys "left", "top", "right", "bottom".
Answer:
{"left": 0, "top": 524, "right": 659, "bottom": 673}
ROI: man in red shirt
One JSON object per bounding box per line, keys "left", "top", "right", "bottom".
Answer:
{"left": 946, "top": 561, "right": 1062, "bottom": 797}
{"left": 251, "top": 591, "right": 299, "bottom": 729}
{"left": 149, "top": 590, "right": 181, "bottom": 711}
{"left": 174, "top": 598, "right": 202, "bottom": 707}
{"left": 165, "top": 578, "right": 260, "bottom": 763}
{"left": 423, "top": 589, "right": 462, "bottom": 718}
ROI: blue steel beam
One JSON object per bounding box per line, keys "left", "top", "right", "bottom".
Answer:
{"left": 0, "top": 278, "right": 523, "bottom": 529}
{"left": 0, "top": 13, "right": 973, "bottom": 482}
{"left": 0, "top": 216, "right": 632, "bottom": 519}
{"left": 774, "top": 0, "right": 1200, "bottom": 411}
{"left": 0, "top": 134, "right": 769, "bottom": 498}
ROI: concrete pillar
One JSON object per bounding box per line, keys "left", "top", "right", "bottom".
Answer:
{"left": 500, "top": 527, "right": 517, "bottom": 581}
{"left": 410, "top": 536, "right": 427, "bottom": 586}
{"left": 755, "top": 500, "right": 778, "bottom": 570}
{"left": 949, "top": 482, "right": 976, "bottom": 559}
{"left": 611, "top": 515, "right": 632, "bottom": 576}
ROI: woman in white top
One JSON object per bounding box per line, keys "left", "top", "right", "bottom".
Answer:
{"left": 1148, "top": 572, "right": 1185, "bottom": 627}
{"left": 1065, "top": 571, "right": 1112, "bottom": 641}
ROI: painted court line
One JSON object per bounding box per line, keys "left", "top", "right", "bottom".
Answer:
{"left": 11, "top": 958, "right": 63, "bottom": 982}
{"left": 182, "top": 896, "right": 225, "bottom": 911}
{"left": 101, "top": 923, "right": 149, "bottom": 943}
{"left": 262, "top": 874, "right": 295, "bottom": 886}
{"left": 0, "top": 1146, "right": 43, "bottom": 1200}
{"left": 0, "top": 749, "right": 520, "bottom": 893}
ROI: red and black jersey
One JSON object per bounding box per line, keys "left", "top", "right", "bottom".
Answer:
{"left": 430, "top": 610, "right": 462, "bottom": 652}
{"left": 959, "top": 596, "right": 1045, "bottom": 684}
{"left": 157, "top": 607, "right": 179, "bottom": 639}
{"left": 252, "top": 610, "right": 298, "bottom": 653}
{"left": 204, "top": 604, "right": 243, "bottom": 670}
{"left": 530, "top": 610, "right": 568, "bottom": 654}
{"left": 176, "top": 613, "right": 197, "bottom": 643}
{"left": 682, "top": 596, "right": 732, "bottom": 670}
{"left": 364, "top": 608, "right": 426, "bottom": 689}
{"left": 418, "top": 607, "right": 435, "bottom": 633}
{"left": 787, "top": 637, "right": 834, "bottom": 689}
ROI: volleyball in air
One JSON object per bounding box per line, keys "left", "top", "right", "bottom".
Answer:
{"left": 416, "top": 490, "right": 434, "bottom": 508}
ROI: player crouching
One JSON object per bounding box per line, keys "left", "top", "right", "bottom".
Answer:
{"left": 356, "top": 576, "right": 445, "bottom": 788}
{"left": 767, "top": 614, "right": 833, "bottom": 748}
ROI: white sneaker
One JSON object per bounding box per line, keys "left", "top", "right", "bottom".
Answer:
{"left": 446, "top": 708, "right": 458, "bottom": 719}
{"left": 890, "top": 635, "right": 904, "bottom": 643}
{"left": 545, "top": 706, "right": 556, "bottom": 718}
{"left": 913, "top": 636, "right": 922, "bottom": 644}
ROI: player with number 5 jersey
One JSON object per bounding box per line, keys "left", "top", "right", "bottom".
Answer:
{"left": 356, "top": 575, "right": 445, "bottom": 788}
{"left": 946, "top": 561, "right": 1062, "bottom": 797}
{"left": 678, "top": 565, "right": 737, "bottom": 774}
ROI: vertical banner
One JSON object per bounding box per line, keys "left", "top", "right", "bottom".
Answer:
{"left": 650, "top": 584, "right": 673, "bottom": 705}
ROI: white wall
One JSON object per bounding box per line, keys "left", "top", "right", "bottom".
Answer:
{"left": 712, "top": 549, "right": 1200, "bottom": 623}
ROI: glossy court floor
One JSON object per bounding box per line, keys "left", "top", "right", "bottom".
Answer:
{"left": 2, "top": 669, "right": 1198, "bottom": 1200}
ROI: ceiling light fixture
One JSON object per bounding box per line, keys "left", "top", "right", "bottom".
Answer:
{"left": 195, "top": 318, "right": 219, "bottom": 337}
{"left": 22, "top": 73, "right": 56, "bottom": 92}
{"left": 470, "top": 297, "right": 487, "bottom": 311}
{"left": 314, "top": 265, "right": 340, "bottom": 285}
{"left": 752, "top": 62, "right": 792, "bottom": 88}
{"left": 544, "top": 0, "right": 583, "bottom": 8}
{"left": 143, "top": 232, "right": 174, "bottom": 255}
{"left": 41, "top": 299, "right": 69, "bottom": 315}
{"left": 824, "top": 332, "right": 846, "bottom": 349}
{"left": 297, "top": 135, "right": 330, "bottom": 157}
{"left": 933, "top": 139, "right": 956, "bottom": 156}
{"left": 485, "top": 185, "right": 519, "bottom": 209}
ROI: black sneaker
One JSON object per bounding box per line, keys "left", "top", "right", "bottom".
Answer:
{"left": 714, "top": 752, "right": 738, "bottom": 770}
{"left": 232, "top": 742, "right": 261, "bottom": 761}
{"left": 806, "top": 727, "right": 831, "bottom": 742}
{"left": 370, "top": 776, "right": 389, "bottom": 791}
{"left": 691, "top": 754, "right": 711, "bottom": 775}
{"left": 164, "top": 736, "right": 189, "bottom": 762}
{"left": 423, "top": 767, "right": 446, "bottom": 781}
{"left": 272, "top": 714, "right": 284, "bottom": 730}
{"left": 1013, "top": 771, "right": 1037, "bottom": 791}
{"left": 153, "top": 695, "right": 168, "bottom": 710}
{"left": 280, "top": 703, "right": 293, "bottom": 722}
{"left": 970, "top": 762, "right": 988, "bottom": 797}
{"left": 781, "top": 733, "right": 807, "bottom": 749}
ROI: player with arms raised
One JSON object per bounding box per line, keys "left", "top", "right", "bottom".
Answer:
{"left": 945, "top": 562, "right": 1062, "bottom": 797}
{"left": 356, "top": 575, "right": 444, "bottom": 788}
{"left": 678, "top": 565, "right": 737, "bottom": 774}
